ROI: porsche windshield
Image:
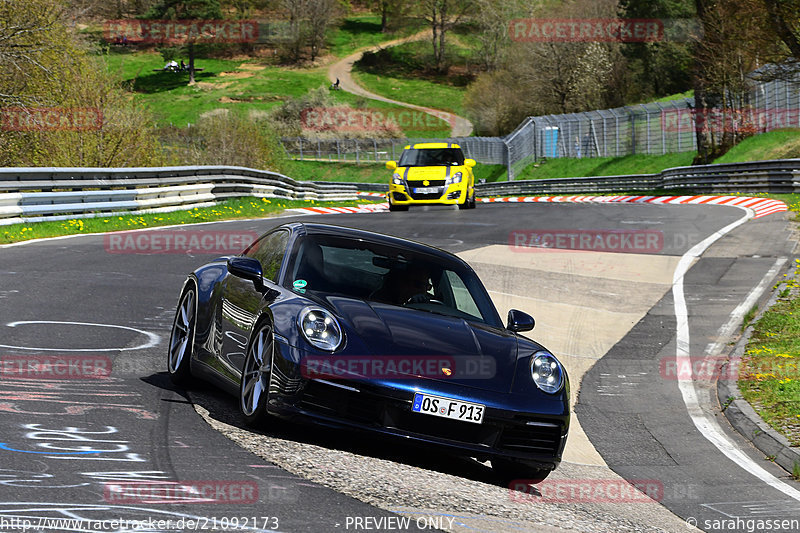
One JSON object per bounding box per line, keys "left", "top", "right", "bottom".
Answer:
{"left": 285, "top": 235, "right": 502, "bottom": 328}
{"left": 398, "top": 148, "right": 465, "bottom": 167}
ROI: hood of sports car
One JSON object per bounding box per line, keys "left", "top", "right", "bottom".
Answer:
{"left": 325, "top": 296, "right": 518, "bottom": 393}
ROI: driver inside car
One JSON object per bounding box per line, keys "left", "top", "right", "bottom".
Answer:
{"left": 371, "top": 264, "right": 433, "bottom": 306}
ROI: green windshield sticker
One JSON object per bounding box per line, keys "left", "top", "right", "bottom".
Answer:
{"left": 293, "top": 279, "right": 308, "bottom": 289}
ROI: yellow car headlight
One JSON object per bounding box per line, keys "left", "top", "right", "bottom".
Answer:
{"left": 446, "top": 172, "right": 463, "bottom": 185}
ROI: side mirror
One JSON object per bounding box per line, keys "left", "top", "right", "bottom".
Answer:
{"left": 507, "top": 309, "right": 534, "bottom": 332}
{"left": 227, "top": 256, "right": 264, "bottom": 291}
{"left": 464, "top": 158, "right": 476, "bottom": 168}
{"left": 386, "top": 161, "right": 397, "bottom": 171}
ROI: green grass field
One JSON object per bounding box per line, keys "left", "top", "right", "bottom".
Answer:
{"left": 102, "top": 18, "right": 452, "bottom": 137}
{"left": 739, "top": 193, "right": 800, "bottom": 449}
{"left": 351, "top": 40, "right": 471, "bottom": 117}
{"left": 714, "top": 129, "right": 800, "bottom": 163}
{"left": 514, "top": 152, "right": 697, "bottom": 180}
{"left": 327, "top": 15, "right": 426, "bottom": 57}
{"left": 0, "top": 197, "right": 380, "bottom": 245}
{"left": 103, "top": 50, "right": 450, "bottom": 136}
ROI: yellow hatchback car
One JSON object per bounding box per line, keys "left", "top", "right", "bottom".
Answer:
{"left": 385, "top": 143, "right": 477, "bottom": 211}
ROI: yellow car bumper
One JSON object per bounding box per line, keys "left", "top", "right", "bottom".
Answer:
{"left": 388, "top": 183, "right": 469, "bottom": 206}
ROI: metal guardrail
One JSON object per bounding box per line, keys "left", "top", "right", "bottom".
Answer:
{"left": 1, "top": 159, "right": 797, "bottom": 226}
{"left": 476, "top": 159, "right": 800, "bottom": 197}
{"left": 0, "top": 166, "right": 358, "bottom": 226}
{"left": 313, "top": 181, "right": 387, "bottom": 193}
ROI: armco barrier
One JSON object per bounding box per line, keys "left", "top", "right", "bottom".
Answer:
{"left": 476, "top": 159, "right": 800, "bottom": 197}
{"left": 2, "top": 159, "right": 798, "bottom": 225}
{"left": 0, "top": 166, "right": 357, "bottom": 225}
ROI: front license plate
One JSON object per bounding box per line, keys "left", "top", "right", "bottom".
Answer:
{"left": 411, "top": 393, "right": 484, "bottom": 424}
{"left": 413, "top": 187, "right": 440, "bottom": 194}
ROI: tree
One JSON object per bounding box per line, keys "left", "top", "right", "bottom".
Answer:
{"left": 305, "top": 0, "right": 338, "bottom": 61}
{"left": 144, "top": 0, "right": 223, "bottom": 84}
{"left": 0, "top": 0, "right": 69, "bottom": 107}
{"left": 0, "top": 0, "right": 165, "bottom": 167}
{"left": 762, "top": 0, "right": 800, "bottom": 58}
{"left": 470, "top": 0, "right": 524, "bottom": 71}
{"left": 282, "top": 0, "right": 306, "bottom": 62}
{"left": 416, "top": 0, "right": 473, "bottom": 73}
{"left": 462, "top": 0, "right": 625, "bottom": 135}
{"left": 620, "top": 0, "right": 695, "bottom": 99}
{"left": 368, "top": 0, "right": 408, "bottom": 33}
{"left": 691, "top": 0, "right": 778, "bottom": 162}
{"left": 761, "top": 0, "right": 800, "bottom": 77}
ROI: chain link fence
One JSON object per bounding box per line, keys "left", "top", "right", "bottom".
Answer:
{"left": 280, "top": 137, "right": 508, "bottom": 165}
{"left": 282, "top": 78, "right": 800, "bottom": 180}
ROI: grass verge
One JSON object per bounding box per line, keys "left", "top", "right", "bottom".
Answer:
{"left": 739, "top": 196, "right": 800, "bottom": 447}
{"left": 714, "top": 129, "right": 800, "bottom": 163}
{"left": 0, "top": 197, "right": 381, "bottom": 245}
{"left": 516, "top": 152, "right": 697, "bottom": 180}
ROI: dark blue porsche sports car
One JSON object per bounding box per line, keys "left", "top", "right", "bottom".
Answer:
{"left": 168, "top": 222, "right": 569, "bottom": 480}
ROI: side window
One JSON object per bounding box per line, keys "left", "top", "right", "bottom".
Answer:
{"left": 444, "top": 270, "right": 482, "bottom": 320}
{"left": 244, "top": 230, "right": 289, "bottom": 281}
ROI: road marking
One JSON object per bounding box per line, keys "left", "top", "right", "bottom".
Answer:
{"left": 0, "top": 321, "right": 159, "bottom": 352}
{"left": 704, "top": 257, "right": 787, "bottom": 358}
{"left": 672, "top": 208, "right": 800, "bottom": 501}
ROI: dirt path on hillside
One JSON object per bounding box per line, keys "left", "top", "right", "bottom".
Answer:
{"left": 327, "top": 30, "right": 474, "bottom": 137}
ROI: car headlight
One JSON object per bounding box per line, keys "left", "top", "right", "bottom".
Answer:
{"left": 298, "top": 307, "right": 343, "bottom": 351}
{"left": 392, "top": 173, "right": 403, "bottom": 185}
{"left": 446, "top": 172, "right": 463, "bottom": 185}
{"left": 530, "top": 351, "right": 564, "bottom": 394}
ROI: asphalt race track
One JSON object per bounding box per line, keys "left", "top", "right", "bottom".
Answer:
{"left": 0, "top": 201, "right": 797, "bottom": 533}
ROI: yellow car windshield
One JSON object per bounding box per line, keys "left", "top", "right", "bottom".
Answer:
{"left": 398, "top": 148, "right": 465, "bottom": 167}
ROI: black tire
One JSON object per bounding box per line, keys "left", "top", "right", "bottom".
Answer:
{"left": 458, "top": 192, "right": 476, "bottom": 210}
{"left": 168, "top": 287, "right": 197, "bottom": 385}
{"left": 240, "top": 321, "right": 274, "bottom": 426}
{"left": 389, "top": 202, "right": 408, "bottom": 212}
{"left": 492, "top": 458, "right": 552, "bottom": 484}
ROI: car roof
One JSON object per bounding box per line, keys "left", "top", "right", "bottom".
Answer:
{"left": 404, "top": 142, "right": 462, "bottom": 150}
{"left": 282, "top": 222, "right": 464, "bottom": 264}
